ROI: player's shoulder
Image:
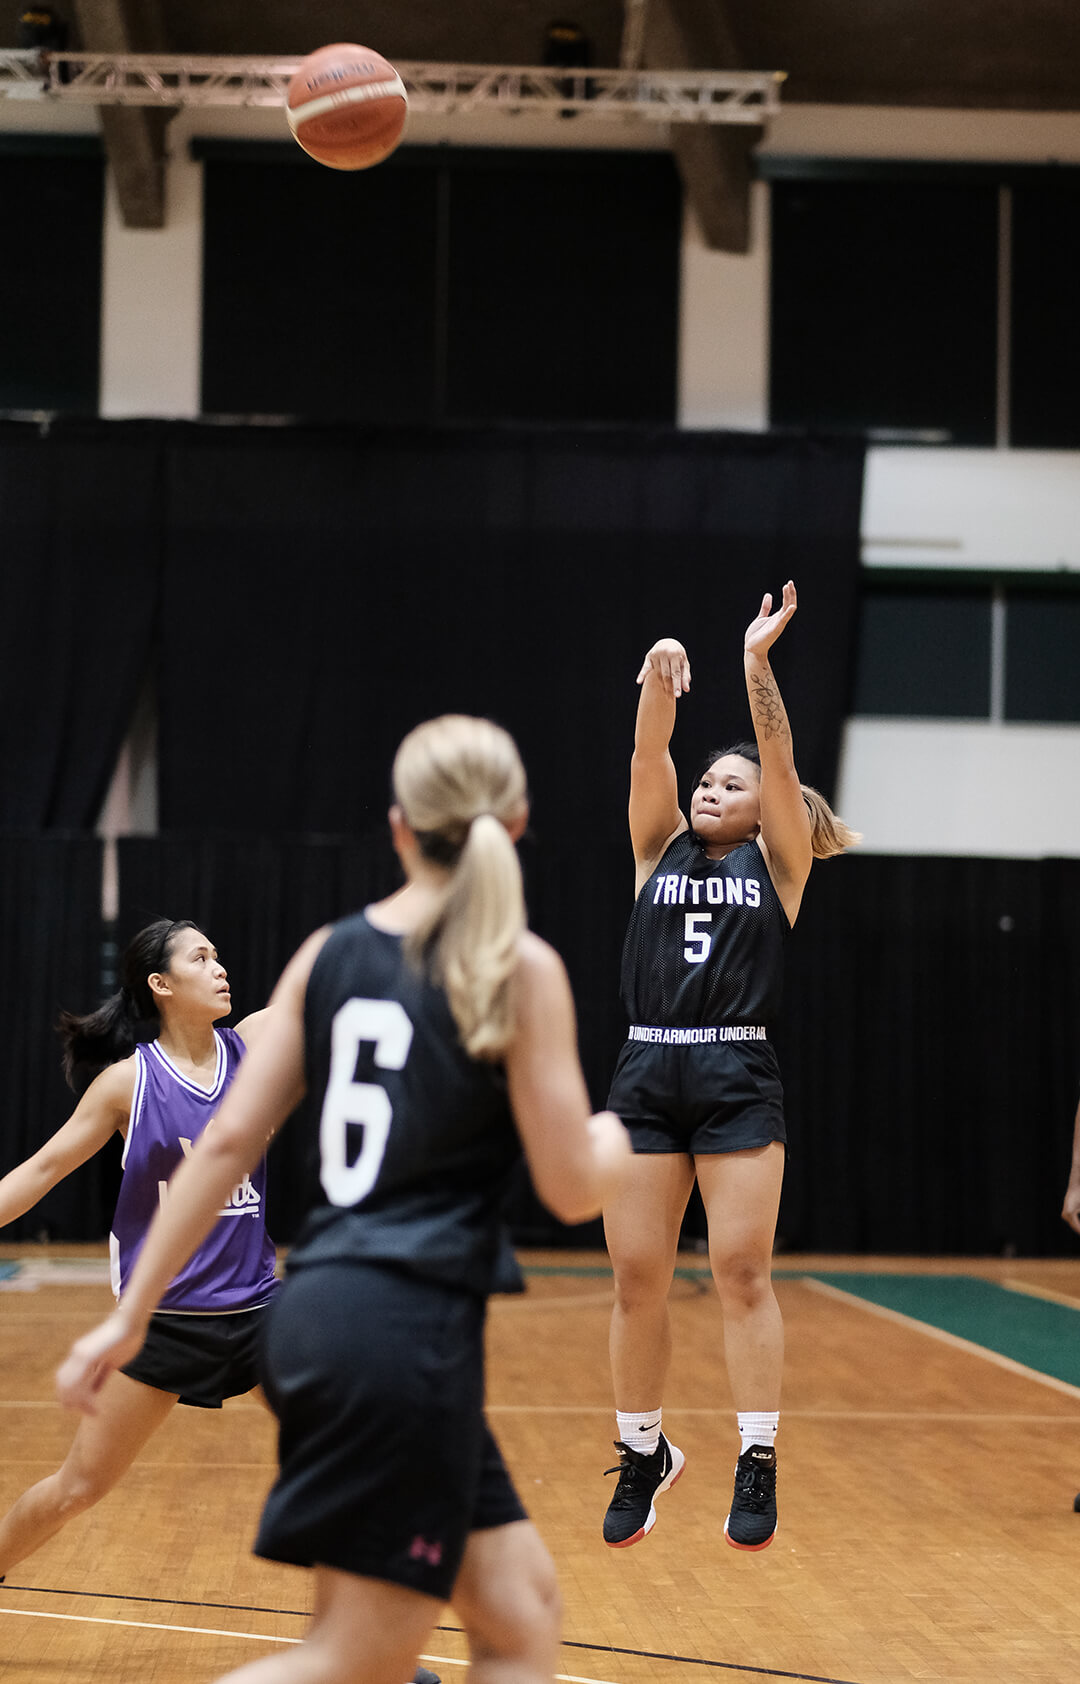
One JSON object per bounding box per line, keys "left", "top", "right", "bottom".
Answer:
{"left": 635, "top": 820, "right": 693, "bottom": 885}
{"left": 512, "top": 931, "right": 571, "bottom": 1007}
{"left": 87, "top": 1053, "right": 139, "bottom": 1112}
{"left": 515, "top": 928, "right": 563, "bottom": 974}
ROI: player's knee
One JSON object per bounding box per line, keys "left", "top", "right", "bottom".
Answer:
{"left": 479, "top": 1557, "right": 562, "bottom": 1665}
{"left": 53, "top": 1467, "right": 110, "bottom": 1520}
{"left": 710, "top": 1250, "right": 771, "bottom": 1311}
{"left": 525, "top": 1545, "right": 562, "bottom": 1640}
{"left": 611, "top": 1254, "right": 673, "bottom": 1312}
{"left": 461, "top": 1530, "right": 562, "bottom": 1668}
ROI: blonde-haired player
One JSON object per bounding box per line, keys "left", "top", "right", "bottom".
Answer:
{"left": 59, "top": 713, "right": 630, "bottom": 1684}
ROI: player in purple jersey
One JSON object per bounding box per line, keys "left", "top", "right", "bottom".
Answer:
{"left": 58, "top": 715, "right": 631, "bottom": 1684}
{"left": 601, "top": 584, "right": 859, "bottom": 1555}
{"left": 0, "top": 917, "right": 277, "bottom": 1585}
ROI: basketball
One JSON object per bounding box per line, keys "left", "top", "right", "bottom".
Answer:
{"left": 285, "top": 43, "right": 408, "bottom": 171}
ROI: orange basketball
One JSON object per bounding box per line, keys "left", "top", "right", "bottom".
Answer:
{"left": 286, "top": 43, "right": 408, "bottom": 171}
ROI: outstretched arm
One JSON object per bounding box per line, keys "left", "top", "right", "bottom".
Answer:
{"left": 743, "top": 583, "right": 812, "bottom": 918}
{"left": 56, "top": 931, "right": 327, "bottom": 1414}
{"left": 629, "top": 637, "right": 692, "bottom": 891}
{"left": 0, "top": 1061, "right": 133, "bottom": 1232}
{"left": 1062, "top": 1092, "right": 1080, "bottom": 1236}
{"left": 504, "top": 933, "right": 630, "bottom": 1224}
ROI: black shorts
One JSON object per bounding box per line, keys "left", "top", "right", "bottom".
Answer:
{"left": 253, "top": 1261, "right": 527, "bottom": 1601}
{"left": 121, "top": 1301, "right": 273, "bottom": 1409}
{"left": 607, "top": 1035, "right": 786, "bottom": 1155}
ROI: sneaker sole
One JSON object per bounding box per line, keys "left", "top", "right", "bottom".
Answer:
{"left": 723, "top": 1514, "right": 777, "bottom": 1552}
{"left": 604, "top": 1446, "right": 686, "bottom": 1549}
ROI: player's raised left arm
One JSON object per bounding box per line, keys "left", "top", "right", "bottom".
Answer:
{"left": 743, "top": 583, "right": 812, "bottom": 906}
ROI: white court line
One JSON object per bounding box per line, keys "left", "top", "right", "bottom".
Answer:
{"left": 1002, "top": 1276, "right": 1080, "bottom": 1309}
{"left": 0, "top": 1606, "right": 298, "bottom": 1644}
{"left": 801, "top": 1276, "right": 1080, "bottom": 1402}
{"left": 494, "top": 1291, "right": 615, "bottom": 1310}
{"left": 3, "top": 1398, "right": 1078, "bottom": 1425}
{"left": 485, "top": 1401, "right": 1078, "bottom": 1414}
{"left": 0, "top": 1607, "right": 619, "bottom": 1684}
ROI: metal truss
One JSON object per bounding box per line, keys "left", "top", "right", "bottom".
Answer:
{"left": 0, "top": 50, "right": 783, "bottom": 124}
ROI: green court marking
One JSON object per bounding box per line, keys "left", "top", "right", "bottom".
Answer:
{"left": 808, "top": 1273, "right": 1080, "bottom": 1389}
{"left": 521, "top": 1263, "right": 1080, "bottom": 1391}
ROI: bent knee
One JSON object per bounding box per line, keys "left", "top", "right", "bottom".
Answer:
{"left": 51, "top": 1472, "right": 110, "bottom": 1522}
{"left": 460, "top": 1535, "right": 562, "bottom": 1664}
{"left": 476, "top": 1569, "right": 561, "bottom": 1664}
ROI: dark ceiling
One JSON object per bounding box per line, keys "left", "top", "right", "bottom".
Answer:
{"left": 5, "top": 1, "right": 1079, "bottom": 242}
{"left": 5, "top": 0, "right": 1080, "bottom": 110}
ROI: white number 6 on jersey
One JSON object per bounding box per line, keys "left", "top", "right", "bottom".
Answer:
{"left": 319, "top": 998, "right": 414, "bottom": 1206}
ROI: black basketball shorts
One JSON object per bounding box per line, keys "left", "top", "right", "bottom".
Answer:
{"left": 253, "top": 1260, "right": 527, "bottom": 1601}
{"left": 121, "top": 1299, "right": 274, "bottom": 1408}
{"left": 607, "top": 1034, "right": 787, "bottom": 1155}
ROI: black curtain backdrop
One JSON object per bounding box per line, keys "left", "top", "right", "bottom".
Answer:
{"left": 0, "top": 419, "right": 863, "bottom": 835}
{"left": 3, "top": 419, "right": 1077, "bottom": 1260}
{"left": 0, "top": 835, "right": 117, "bottom": 1239}
{"left": 112, "top": 837, "right": 1080, "bottom": 1258}
{"left": 774, "top": 854, "right": 1080, "bottom": 1257}
{"left": 0, "top": 422, "right": 160, "bottom": 828}
{"left": 154, "top": 425, "right": 866, "bottom": 837}
{"left": 0, "top": 418, "right": 867, "bottom": 1255}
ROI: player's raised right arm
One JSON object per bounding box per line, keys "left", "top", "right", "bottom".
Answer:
{"left": 629, "top": 637, "right": 691, "bottom": 888}
{"left": 0, "top": 1061, "right": 134, "bottom": 1232}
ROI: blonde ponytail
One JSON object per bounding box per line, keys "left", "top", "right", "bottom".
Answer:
{"left": 801, "top": 785, "right": 861, "bottom": 859}
{"left": 392, "top": 716, "right": 528, "bottom": 1060}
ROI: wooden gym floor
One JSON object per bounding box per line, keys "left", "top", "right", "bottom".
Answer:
{"left": 2, "top": 1245, "right": 1079, "bottom": 1684}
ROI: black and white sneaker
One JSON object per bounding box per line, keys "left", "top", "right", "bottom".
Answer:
{"left": 413, "top": 1669, "right": 441, "bottom": 1684}
{"left": 603, "top": 1432, "right": 685, "bottom": 1547}
{"left": 724, "top": 1444, "right": 777, "bottom": 1550}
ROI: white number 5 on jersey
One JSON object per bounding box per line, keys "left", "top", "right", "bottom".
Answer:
{"left": 319, "top": 998, "right": 414, "bottom": 1206}
{"left": 683, "top": 912, "right": 713, "bottom": 965}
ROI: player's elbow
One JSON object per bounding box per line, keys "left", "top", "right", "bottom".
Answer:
{"left": 532, "top": 1167, "right": 603, "bottom": 1227}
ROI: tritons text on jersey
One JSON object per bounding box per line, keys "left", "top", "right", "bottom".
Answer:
{"left": 652, "top": 874, "right": 761, "bottom": 907}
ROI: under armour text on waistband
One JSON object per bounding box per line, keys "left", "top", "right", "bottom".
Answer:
{"left": 627, "top": 1024, "right": 767, "bottom": 1045}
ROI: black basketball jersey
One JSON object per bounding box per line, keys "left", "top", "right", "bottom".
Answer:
{"left": 288, "top": 911, "right": 521, "bottom": 1297}
{"left": 619, "top": 831, "right": 789, "bottom": 1029}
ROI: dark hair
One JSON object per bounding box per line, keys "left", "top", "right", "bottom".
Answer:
{"left": 692, "top": 742, "right": 761, "bottom": 787}
{"left": 57, "top": 918, "right": 201, "bottom": 1094}
{"left": 690, "top": 742, "right": 861, "bottom": 861}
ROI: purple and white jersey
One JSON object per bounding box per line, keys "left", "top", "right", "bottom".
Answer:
{"left": 110, "top": 1026, "right": 278, "bottom": 1313}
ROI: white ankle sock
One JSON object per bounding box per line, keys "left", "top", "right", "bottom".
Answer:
{"left": 737, "top": 1411, "right": 778, "bottom": 1455}
{"left": 616, "top": 1408, "right": 663, "bottom": 1455}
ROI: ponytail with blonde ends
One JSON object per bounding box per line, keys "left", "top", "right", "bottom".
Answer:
{"left": 393, "top": 716, "right": 528, "bottom": 1060}
{"left": 801, "top": 784, "right": 861, "bottom": 860}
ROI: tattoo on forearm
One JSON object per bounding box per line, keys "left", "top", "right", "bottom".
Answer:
{"left": 749, "top": 671, "right": 788, "bottom": 742}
